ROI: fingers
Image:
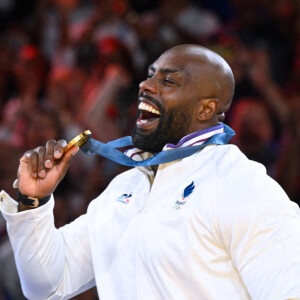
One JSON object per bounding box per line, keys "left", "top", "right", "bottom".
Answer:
{"left": 44, "top": 139, "right": 67, "bottom": 169}
{"left": 36, "top": 146, "right": 46, "bottom": 178}
{"left": 54, "top": 139, "right": 67, "bottom": 158}
{"left": 24, "top": 139, "right": 71, "bottom": 178}
{"left": 57, "top": 145, "right": 79, "bottom": 176}
{"left": 24, "top": 150, "right": 38, "bottom": 178}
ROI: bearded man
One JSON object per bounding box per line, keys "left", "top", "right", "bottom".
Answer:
{"left": 1, "top": 44, "right": 300, "bottom": 299}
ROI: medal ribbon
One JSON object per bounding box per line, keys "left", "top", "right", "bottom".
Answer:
{"left": 81, "top": 124, "right": 235, "bottom": 167}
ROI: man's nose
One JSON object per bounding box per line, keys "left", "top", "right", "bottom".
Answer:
{"left": 139, "top": 77, "right": 157, "bottom": 94}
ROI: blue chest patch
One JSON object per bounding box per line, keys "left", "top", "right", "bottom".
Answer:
{"left": 173, "top": 181, "right": 195, "bottom": 210}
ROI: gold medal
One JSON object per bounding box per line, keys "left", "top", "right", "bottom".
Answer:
{"left": 63, "top": 130, "right": 92, "bottom": 153}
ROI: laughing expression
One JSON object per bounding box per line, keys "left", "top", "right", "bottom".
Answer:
{"left": 132, "top": 50, "right": 200, "bottom": 153}
{"left": 137, "top": 101, "right": 161, "bottom": 129}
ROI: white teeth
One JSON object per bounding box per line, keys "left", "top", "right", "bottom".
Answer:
{"left": 138, "top": 102, "right": 161, "bottom": 115}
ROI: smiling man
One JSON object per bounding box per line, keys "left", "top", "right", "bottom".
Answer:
{"left": 133, "top": 45, "right": 234, "bottom": 153}
{"left": 1, "top": 44, "right": 300, "bottom": 300}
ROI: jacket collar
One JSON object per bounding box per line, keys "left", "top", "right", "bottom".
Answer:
{"left": 125, "top": 124, "right": 224, "bottom": 161}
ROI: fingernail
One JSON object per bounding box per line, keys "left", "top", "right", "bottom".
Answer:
{"left": 72, "top": 147, "right": 80, "bottom": 156}
{"left": 54, "top": 151, "right": 61, "bottom": 158}
{"left": 39, "top": 170, "right": 46, "bottom": 178}
{"left": 45, "top": 160, "right": 52, "bottom": 168}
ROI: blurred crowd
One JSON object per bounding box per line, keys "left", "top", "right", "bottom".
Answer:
{"left": 0, "top": 0, "right": 299, "bottom": 299}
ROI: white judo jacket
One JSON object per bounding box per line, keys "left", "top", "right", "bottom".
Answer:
{"left": 1, "top": 127, "right": 300, "bottom": 300}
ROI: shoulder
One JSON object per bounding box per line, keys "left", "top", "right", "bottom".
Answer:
{"left": 213, "top": 144, "right": 264, "bottom": 176}
{"left": 212, "top": 144, "right": 287, "bottom": 203}
{"left": 209, "top": 149, "right": 300, "bottom": 298}
{"left": 210, "top": 144, "right": 292, "bottom": 210}
{"left": 210, "top": 144, "right": 300, "bottom": 239}
{"left": 193, "top": 144, "right": 267, "bottom": 188}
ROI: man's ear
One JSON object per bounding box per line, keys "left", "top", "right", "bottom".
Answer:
{"left": 196, "top": 98, "right": 219, "bottom": 121}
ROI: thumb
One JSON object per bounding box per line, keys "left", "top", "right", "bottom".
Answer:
{"left": 58, "top": 146, "right": 80, "bottom": 175}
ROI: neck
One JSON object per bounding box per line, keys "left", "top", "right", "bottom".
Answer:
{"left": 151, "top": 164, "right": 158, "bottom": 175}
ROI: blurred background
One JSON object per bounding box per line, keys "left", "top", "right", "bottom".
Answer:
{"left": 0, "top": 0, "right": 299, "bottom": 298}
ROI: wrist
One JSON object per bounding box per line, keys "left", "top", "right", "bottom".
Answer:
{"left": 17, "top": 190, "right": 51, "bottom": 208}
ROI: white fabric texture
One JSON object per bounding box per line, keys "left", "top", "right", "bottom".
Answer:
{"left": 1, "top": 144, "right": 300, "bottom": 299}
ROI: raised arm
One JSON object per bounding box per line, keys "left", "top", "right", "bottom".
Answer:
{"left": 1, "top": 140, "right": 95, "bottom": 299}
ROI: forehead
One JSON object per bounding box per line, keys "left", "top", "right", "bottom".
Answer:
{"left": 150, "top": 50, "right": 197, "bottom": 75}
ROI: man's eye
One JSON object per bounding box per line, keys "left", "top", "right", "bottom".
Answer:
{"left": 147, "top": 74, "right": 154, "bottom": 79}
{"left": 163, "top": 78, "right": 175, "bottom": 84}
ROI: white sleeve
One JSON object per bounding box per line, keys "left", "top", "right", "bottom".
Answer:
{"left": 0, "top": 191, "right": 95, "bottom": 300}
{"left": 217, "top": 172, "right": 300, "bottom": 300}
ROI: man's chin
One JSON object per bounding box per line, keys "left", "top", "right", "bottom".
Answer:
{"left": 132, "top": 127, "right": 165, "bottom": 153}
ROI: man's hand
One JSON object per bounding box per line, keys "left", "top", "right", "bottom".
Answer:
{"left": 17, "top": 139, "right": 79, "bottom": 200}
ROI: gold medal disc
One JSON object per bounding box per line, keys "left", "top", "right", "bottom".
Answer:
{"left": 63, "top": 130, "right": 92, "bottom": 153}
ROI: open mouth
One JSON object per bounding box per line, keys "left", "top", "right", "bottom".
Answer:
{"left": 136, "top": 101, "right": 161, "bottom": 130}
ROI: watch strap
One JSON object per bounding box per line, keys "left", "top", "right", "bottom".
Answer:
{"left": 17, "top": 190, "right": 51, "bottom": 208}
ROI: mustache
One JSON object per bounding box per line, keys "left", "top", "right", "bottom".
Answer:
{"left": 139, "top": 92, "right": 164, "bottom": 113}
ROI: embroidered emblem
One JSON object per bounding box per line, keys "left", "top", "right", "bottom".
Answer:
{"left": 173, "top": 181, "right": 195, "bottom": 210}
{"left": 116, "top": 193, "right": 132, "bottom": 204}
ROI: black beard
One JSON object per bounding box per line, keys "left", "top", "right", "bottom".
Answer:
{"left": 132, "top": 103, "right": 193, "bottom": 153}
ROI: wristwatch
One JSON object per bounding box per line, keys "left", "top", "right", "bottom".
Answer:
{"left": 17, "top": 190, "right": 50, "bottom": 208}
